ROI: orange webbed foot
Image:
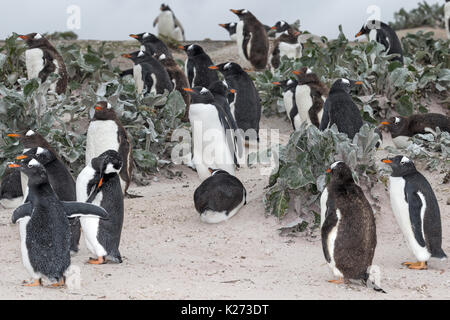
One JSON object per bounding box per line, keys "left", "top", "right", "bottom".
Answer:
{"left": 403, "top": 261, "right": 427, "bottom": 270}
{"left": 88, "top": 256, "right": 106, "bottom": 265}
{"left": 328, "top": 278, "right": 345, "bottom": 284}
{"left": 22, "top": 279, "right": 42, "bottom": 287}
{"left": 49, "top": 278, "right": 66, "bottom": 288}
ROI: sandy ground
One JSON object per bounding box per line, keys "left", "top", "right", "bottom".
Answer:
{"left": 0, "top": 30, "right": 449, "bottom": 300}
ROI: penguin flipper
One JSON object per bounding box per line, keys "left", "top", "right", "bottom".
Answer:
{"left": 319, "top": 98, "right": 331, "bottom": 131}
{"left": 406, "top": 191, "right": 427, "bottom": 248}
{"left": 321, "top": 206, "right": 338, "bottom": 263}
{"left": 242, "top": 27, "right": 251, "bottom": 60}
{"left": 120, "top": 69, "right": 133, "bottom": 77}
{"left": 12, "top": 203, "right": 33, "bottom": 224}
{"left": 173, "top": 16, "right": 185, "bottom": 40}
{"left": 62, "top": 202, "right": 108, "bottom": 219}
{"left": 186, "top": 59, "right": 195, "bottom": 87}
{"left": 153, "top": 16, "right": 159, "bottom": 27}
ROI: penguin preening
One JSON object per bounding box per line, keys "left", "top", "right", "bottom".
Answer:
{"left": 194, "top": 168, "right": 247, "bottom": 224}
{"left": 9, "top": 160, "right": 108, "bottom": 287}
{"left": 381, "top": 114, "right": 450, "bottom": 149}
{"left": 77, "top": 150, "right": 124, "bottom": 264}
{"left": 321, "top": 161, "right": 385, "bottom": 293}
{"left": 184, "top": 87, "right": 237, "bottom": 180}
{"left": 0, "top": 168, "right": 23, "bottom": 209}
{"left": 272, "top": 79, "right": 299, "bottom": 130}
{"left": 153, "top": 3, "right": 185, "bottom": 41}
{"left": 209, "top": 62, "right": 261, "bottom": 143}
{"left": 122, "top": 50, "right": 173, "bottom": 95}
{"left": 355, "top": 20, "right": 403, "bottom": 63}
{"left": 18, "top": 33, "right": 68, "bottom": 94}
{"left": 219, "top": 23, "right": 238, "bottom": 41}
{"left": 86, "top": 101, "right": 133, "bottom": 195}
{"left": 129, "top": 32, "right": 172, "bottom": 58}
{"left": 270, "top": 21, "right": 302, "bottom": 69}
{"left": 382, "top": 156, "right": 447, "bottom": 270}
{"left": 230, "top": 9, "right": 269, "bottom": 70}
{"left": 179, "top": 44, "right": 219, "bottom": 88}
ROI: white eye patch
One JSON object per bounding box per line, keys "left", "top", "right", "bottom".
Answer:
{"left": 188, "top": 44, "right": 194, "bottom": 51}
{"left": 242, "top": 9, "right": 248, "bottom": 14}
{"left": 230, "top": 23, "right": 235, "bottom": 27}
{"left": 143, "top": 32, "right": 149, "bottom": 38}
{"left": 224, "top": 62, "right": 232, "bottom": 70}
{"left": 200, "top": 88, "right": 209, "bottom": 94}
{"left": 105, "top": 163, "right": 121, "bottom": 174}
{"left": 28, "top": 159, "right": 40, "bottom": 167}
{"left": 159, "top": 54, "right": 166, "bottom": 60}
{"left": 331, "top": 161, "right": 342, "bottom": 170}
{"left": 287, "top": 80, "right": 293, "bottom": 85}
{"left": 306, "top": 68, "right": 313, "bottom": 74}
{"left": 400, "top": 157, "right": 410, "bottom": 164}
{"left": 26, "top": 130, "right": 35, "bottom": 136}
{"left": 222, "top": 80, "right": 228, "bottom": 87}
{"left": 140, "top": 45, "right": 146, "bottom": 51}
{"left": 107, "top": 103, "right": 112, "bottom": 109}
{"left": 138, "top": 51, "right": 145, "bottom": 57}
{"left": 394, "top": 117, "right": 401, "bottom": 124}
{"left": 281, "top": 21, "right": 286, "bottom": 27}
{"left": 341, "top": 79, "right": 350, "bottom": 84}
{"left": 34, "top": 33, "right": 42, "bottom": 39}
{"left": 36, "top": 147, "right": 45, "bottom": 155}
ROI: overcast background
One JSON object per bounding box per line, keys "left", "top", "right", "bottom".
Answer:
{"left": 0, "top": 0, "right": 443, "bottom": 41}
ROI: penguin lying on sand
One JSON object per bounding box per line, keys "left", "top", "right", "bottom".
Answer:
{"left": 9, "top": 160, "right": 108, "bottom": 287}
{"left": 382, "top": 156, "right": 447, "bottom": 270}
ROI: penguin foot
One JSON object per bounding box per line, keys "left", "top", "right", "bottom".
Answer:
{"left": 22, "top": 279, "right": 42, "bottom": 287}
{"left": 328, "top": 278, "right": 345, "bottom": 284}
{"left": 402, "top": 261, "right": 427, "bottom": 270}
{"left": 49, "top": 278, "right": 66, "bottom": 288}
{"left": 125, "top": 192, "right": 144, "bottom": 199}
{"left": 88, "top": 256, "right": 106, "bottom": 265}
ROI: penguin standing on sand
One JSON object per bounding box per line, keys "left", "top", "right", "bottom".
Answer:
{"left": 210, "top": 62, "right": 261, "bottom": 143}
{"left": 194, "top": 168, "right": 247, "bottom": 224}
{"left": 230, "top": 9, "right": 269, "bottom": 70}
{"left": 320, "top": 79, "right": 363, "bottom": 139}
{"left": 321, "top": 161, "right": 384, "bottom": 293}
{"left": 86, "top": 102, "right": 133, "bottom": 195}
{"left": 122, "top": 50, "right": 173, "bottom": 95}
{"left": 355, "top": 20, "right": 403, "bottom": 63}
{"left": 272, "top": 79, "right": 299, "bottom": 130}
{"left": 129, "top": 32, "right": 172, "bottom": 58}
{"left": 270, "top": 21, "right": 302, "bottom": 69}
{"left": 0, "top": 169, "right": 23, "bottom": 209}
{"left": 380, "top": 114, "right": 450, "bottom": 149}
{"left": 153, "top": 4, "right": 185, "bottom": 41}
{"left": 219, "top": 23, "right": 238, "bottom": 41}
{"left": 179, "top": 44, "right": 219, "bottom": 88}
{"left": 9, "top": 160, "right": 108, "bottom": 287}
{"left": 18, "top": 33, "right": 68, "bottom": 94}
{"left": 382, "top": 156, "right": 447, "bottom": 270}
{"left": 77, "top": 150, "right": 124, "bottom": 264}
{"left": 184, "top": 87, "right": 237, "bottom": 180}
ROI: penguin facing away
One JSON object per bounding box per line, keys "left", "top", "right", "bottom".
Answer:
{"left": 270, "top": 21, "right": 302, "bottom": 69}
{"left": 9, "top": 160, "right": 108, "bottom": 287}
{"left": 272, "top": 79, "right": 299, "bottom": 130}
{"left": 86, "top": 101, "right": 133, "bottom": 195}
{"left": 18, "top": 33, "right": 68, "bottom": 94}
{"left": 179, "top": 44, "right": 219, "bottom": 88}
{"left": 230, "top": 9, "right": 269, "bottom": 70}
{"left": 219, "top": 23, "right": 238, "bottom": 41}
{"left": 194, "top": 168, "right": 247, "bottom": 224}
{"left": 77, "top": 150, "right": 124, "bottom": 264}
{"left": 381, "top": 114, "right": 450, "bottom": 149}
{"left": 355, "top": 20, "right": 403, "bottom": 63}
{"left": 321, "top": 161, "right": 384, "bottom": 293}
{"left": 153, "top": 4, "right": 185, "bottom": 41}
{"left": 382, "top": 156, "right": 447, "bottom": 270}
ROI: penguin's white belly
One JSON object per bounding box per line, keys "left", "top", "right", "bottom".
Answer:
{"left": 295, "top": 85, "right": 313, "bottom": 125}
{"left": 19, "top": 216, "right": 41, "bottom": 279}
{"left": 230, "top": 34, "right": 237, "bottom": 42}
{"left": 283, "top": 91, "right": 294, "bottom": 120}
{"left": 325, "top": 209, "right": 344, "bottom": 278}
{"left": 189, "top": 103, "right": 235, "bottom": 181}
{"left": 246, "top": 32, "right": 253, "bottom": 58}
{"left": 86, "top": 120, "right": 120, "bottom": 165}
{"left": 157, "top": 12, "right": 176, "bottom": 38}
{"left": 172, "top": 27, "right": 184, "bottom": 42}
{"left": 200, "top": 192, "right": 246, "bottom": 224}
{"left": 392, "top": 136, "right": 411, "bottom": 149}
{"left": 279, "top": 42, "right": 302, "bottom": 59}
{"left": 320, "top": 188, "right": 328, "bottom": 228}
{"left": 25, "top": 48, "right": 44, "bottom": 79}
{"left": 236, "top": 21, "right": 247, "bottom": 62}
{"left": 389, "top": 177, "right": 431, "bottom": 262}
{"left": 133, "top": 64, "right": 144, "bottom": 94}
{"left": 150, "top": 73, "right": 157, "bottom": 94}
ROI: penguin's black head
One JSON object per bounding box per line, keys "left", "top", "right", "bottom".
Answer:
{"left": 355, "top": 20, "right": 381, "bottom": 38}
{"left": 93, "top": 101, "right": 117, "bottom": 121}
{"left": 272, "top": 21, "right": 290, "bottom": 33}
{"left": 292, "top": 67, "right": 321, "bottom": 84}
{"left": 209, "top": 62, "right": 243, "bottom": 76}
{"left": 219, "top": 23, "right": 237, "bottom": 35}
{"left": 382, "top": 156, "right": 417, "bottom": 177}
{"left": 95, "top": 150, "right": 123, "bottom": 175}
{"left": 183, "top": 87, "right": 215, "bottom": 104}
{"left": 179, "top": 44, "right": 205, "bottom": 57}
{"left": 273, "top": 79, "right": 298, "bottom": 92}
{"left": 380, "top": 116, "right": 408, "bottom": 138}
{"left": 129, "top": 32, "right": 158, "bottom": 44}
{"left": 122, "top": 50, "right": 148, "bottom": 64}
{"left": 9, "top": 158, "right": 48, "bottom": 186}
{"left": 160, "top": 4, "right": 171, "bottom": 11}
{"left": 230, "top": 9, "right": 251, "bottom": 19}
{"left": 208, "top": 168, "right": 229, "bottom": 177}
{"left": 330, "top": 78, "right": 363, "bottom": 93}
{"left": 7, "top": 130, "right": 52, "bottom": 150}
{"left": 326, "top": 161, "right": 354, "bottom": 185}
{"left": 17, "top": 147, "right": 56, "bottom": 167}
{"left": 17, "top": 33, "right": 48, "bottom": 48}
{"left": 208, "top": 80, "right": 229, "bottom": 97}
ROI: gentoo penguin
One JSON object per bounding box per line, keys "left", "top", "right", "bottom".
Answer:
{"left": 9, "top": 160, "right": 108, "bottom": 287}
{"left": 230, "top": 9, "right": 269, "bottom": 70}
{"left": 184, "top": 87, "right": 236, "bottom": 180}
{"left": 179, "top": 44, "right": 219, "bottom": 88}
{"left": 129, "top": 32, "right": 172, "bottom": 58}
{"left": 122, "top": 50, "right": 173, "bottom": 95}
{"left": 18, "top": 33, "right": 68, "bottom": 94}
{"left": 86, "top": 102, "right": 133, "bottom": 195}
{"left": 153, "top": 4, "right": 185, "bottom": 41}
{"left": 446, "top": 0, "right": 450, "bottom": 39}
{"left": 381, "top": 114, "right": 450, "bottom": 149}
{"left": 272, "top": 79, "right": 299, "bottom": 130}
{"left": 321, "top": 161, "right": 384, "bottom": 292}
{"left": 382, "top": 156, "right": 447, "bottom": 270}
{"left": 270, "top": 21, "right": 302, "bottom": 69}
{"left": 194, "top": 168, "right": 247, "bottom": 224}
{"left": 355, "top": 20, "right": 403, "bottom": 63}
{"left": 0, "top": 168, "right": 23, "bottom": 209}
{"left": 292, "top": 67, "right": 328, "bottom": 128}
{"left": 210, "top": 62, "right": 261, "bottom": 143}
{"left": 320, "top": 79, "right": 363, "bottom": 139}
{"left": 219, "top": 23, "right": 238, "bottom": 41}
{"left": 77, "top": 150, "right": 124, "bottom": 264}
{"left": 17, "top": 147, "right": 81, "bottom": 254}
{"left": 153, "top": 52, "right": 191, "bottom": 122}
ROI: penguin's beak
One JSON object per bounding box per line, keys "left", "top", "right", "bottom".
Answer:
{"left": 271, "top": 26, "right": 277, "bottom": 30}
{"left": 178, "top": 45, "right": 186, "bottom": 50}
{"left": 7, "top": 133, "right": 21, "bottom": 138}
{"left": 208, "top": 168, "right": 214, "bottom": 174}
{"left": 219, "top": 24, "right": 226, "bottom": 28}
{"left": 95, "top": 105, "right": 103, "bottom": 111}
{"left": 293, "top": 31, "right": 301, "bottom": 37}
{"left": 16, "top": 155, "right": 28, "bottom": 160}
{"left": 272, "top": 82, "right": 281, "bottom": 86}
{"left": 18, "top": 35, "right": 28, "bottom": 40}
{"left": 230, "top": 9, "right": 240, "bottom": 15}
{"left": 355, "top": 31, "right": 363, "bottom": 38}
{"left": 380, "top": 121, "right": 390, "bottom": 126}
{"left": 121, "top": 54, "right": 132, "bottom": 59}
{"left": 129, "top": 34, "right": 139, "bottom": 39}
{"left": 381, "top": 159, "right": 393, "bottom": 164}
{"left": 354, "top": 81, "right": 363, "bottom": 85}
{"left": 208, "top": 65, "right": 219, "bottom": 70}
{"left": 183, "top": 88, "right": 194, "bottom": 92}
{"left": 229, "top": 89, "right": 236, "bottom": 94}
{"left": 326, "top": 169, "right": 332, "bottom": 174}
{"left": 8, "top": 164, "right": 21, "bottom": 168}
{"left": 292, "top": 70, "right": 301, "bottom": 75}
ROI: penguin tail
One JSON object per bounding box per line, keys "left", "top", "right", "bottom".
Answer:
{"left": 431, "top": 248, "right": 447, "bottom": 261}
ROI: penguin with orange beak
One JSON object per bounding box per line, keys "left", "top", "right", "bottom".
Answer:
{"left": 179, "top": 44, "right": 218, "bottom": 88}
{"left": 269, "top": 21, "right": 302, "bottom": 69}
{"left": 219, "top": 23, "right": 238, "bottom": 41}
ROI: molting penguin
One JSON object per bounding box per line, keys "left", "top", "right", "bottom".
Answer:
{"left": 0, "top": 168, "right": 23, "bottom": 209}
{"left": 194, "top": 168, "right": 247, "bottom": 224}
{"left": 219, "top": 23, "right": 238, "bottom": 41}
{"left": 381, "top": 114, "right": 450, "bottom": 149}
{"left": 320, "top": 78, "right": 363, "bottom": 139}
{"left": 179, "top": 44, "right": 219, "bottom": 88}
{"left": 77, "top": 150, "right": 124, "bottom": 264}
{"left": 209, "top": 62, "right": 261, "bottom": 143}
{"left": 9, "top": 160, "right": 108, "bottom": 287}
{"left": 355, "top": 20, "right": 403, "bottom": 63}
{"left": 122, "top": 50, "right": 173, "bottom": 95}
{"left": 18, "top": 33, "right": 68, "bottom": 94}
{"left": 321, "top": 161, "right": 384, "bottom": 293}
{"left": 382, "top": 156, "right": 447, "bottom": 270}
{"left": 184, "top": 87, "right": 237, "bottom": 181}
{"left": 270, "top": 21, "right": 302, "bottom": 69}
{"left": 129, "top": 32, "right": 172, "bottom": 58}
{"left": 153, "top": 3, "right": 185, "bottom": 41}
{"left": 272, "top": 79, "right": 299, "bottom": 130}
{"left": 86, "top": 102, "right": 133, "bottom": 195}
{"left": 230, "top": 9, "right": 269, "bottom": 70}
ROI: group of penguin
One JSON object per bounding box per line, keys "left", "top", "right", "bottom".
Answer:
{"left": 0, "top": 4, "right": 449, "bottom": 293}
